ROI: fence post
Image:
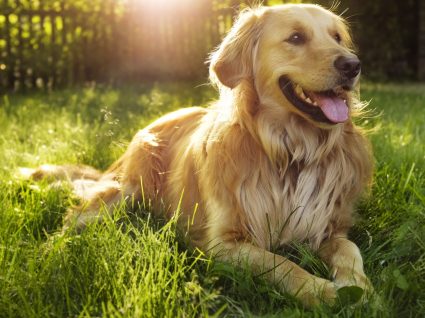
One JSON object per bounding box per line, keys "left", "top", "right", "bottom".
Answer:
{"left": 4, "top": 0, "right": 14, "bottom": 89}
{"left": 419, "top": 0, "right": 425, "bottom": 80}
{"left": 16, "top": 0, "right": 25, "bottom": 90}
{"left": 50, "top": 8, "right": 57, "bottom": 88}
{"left": 27, "top": 1, "right": 35, "bottom": 88}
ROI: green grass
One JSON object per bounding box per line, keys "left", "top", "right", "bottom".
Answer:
{"left": 0, "top": 82, "right": 424, "bottom": 317}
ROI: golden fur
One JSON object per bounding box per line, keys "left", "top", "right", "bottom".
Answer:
{"left": 27, "top": 4, "right": 373, "bottom": 307}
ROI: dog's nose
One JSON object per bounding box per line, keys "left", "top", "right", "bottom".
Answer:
{"left": 334, "top": 55, "right": 361, "bottom": 79}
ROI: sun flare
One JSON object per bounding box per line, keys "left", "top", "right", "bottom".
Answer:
{"left": 131, "top": 0, "right": 198, "bottom": 9}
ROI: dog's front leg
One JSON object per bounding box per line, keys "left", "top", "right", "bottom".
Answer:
{"left": 211, "top": 241, "right": 336, "bottom": 307}
{"left": 318, "top": 235, "right": 373, "bottom": 296}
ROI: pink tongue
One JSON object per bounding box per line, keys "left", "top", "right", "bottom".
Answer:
{"left": 310, "top": 92, "right": 348, "bottom": 123}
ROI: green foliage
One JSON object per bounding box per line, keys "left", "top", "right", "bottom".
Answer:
{"left": 0, "top": 82, "right": 424, "bottom": 316}
{"left": 336, "top": 286, "right": 364, "bottom": 306}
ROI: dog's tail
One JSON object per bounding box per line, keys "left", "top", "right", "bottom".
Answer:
{"left": 18, "top": 164, "right": 102, "bottom": 182}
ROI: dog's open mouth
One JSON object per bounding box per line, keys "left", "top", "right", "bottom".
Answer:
{"left": 279, "top": 76, "right": 349, "bottom": 124}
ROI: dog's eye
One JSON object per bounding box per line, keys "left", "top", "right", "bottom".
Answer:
{"left": 286, "top": 32, "right": 306, "bottom": 45}
{"left": 334, "top": 33, "right": 342, "bottom": 44}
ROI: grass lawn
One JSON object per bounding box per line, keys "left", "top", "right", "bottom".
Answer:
{"left": 0, "top": 82, "right": 424, "bottom": 317}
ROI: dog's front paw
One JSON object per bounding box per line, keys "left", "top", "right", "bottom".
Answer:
{"left": 296, "top": 277, "right": 337, "bottom": 307}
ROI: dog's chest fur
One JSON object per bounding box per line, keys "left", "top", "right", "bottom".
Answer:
{"left": 169, "top": 109, "right": 370, "bottom": 252}
{"left": 237, "top": 122, "right": 363, "bottom": 250}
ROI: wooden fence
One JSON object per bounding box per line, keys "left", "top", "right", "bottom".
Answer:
{"left": 2, "top": 0, "right": 420, "bottom": 89}
{"left": 0, "top": 0, "right": 267, "bottom": 90}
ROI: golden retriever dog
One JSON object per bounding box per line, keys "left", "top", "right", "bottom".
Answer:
{"left": 26, "top": 4, "right": 373, "bottom": 307}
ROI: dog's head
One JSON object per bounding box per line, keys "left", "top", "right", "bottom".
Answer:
{"left": 210, "top": 4, "right": 360, "bottom": 127}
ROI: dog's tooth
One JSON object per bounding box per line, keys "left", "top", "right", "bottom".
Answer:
{"left": 295, "top": 85, "right": 303, "bottom": 95}
{"left": 306, "top": 97, "right": 312, "bottom": 103}
{"left": 299, "top": 87, "right": 304, "bottom": 95}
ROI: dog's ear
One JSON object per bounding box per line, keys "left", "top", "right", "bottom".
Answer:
{"left": 209, "top": 9, "right": 263, "bottom": 89}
